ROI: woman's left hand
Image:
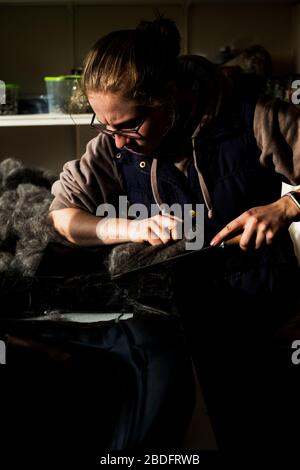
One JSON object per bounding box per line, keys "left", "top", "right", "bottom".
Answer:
{"left": 210, "top": 196, "right": 298, "bottom": 251}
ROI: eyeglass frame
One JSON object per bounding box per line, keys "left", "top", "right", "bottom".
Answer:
{"left": 90, "top": 112, "right": 147, "bottom": 140}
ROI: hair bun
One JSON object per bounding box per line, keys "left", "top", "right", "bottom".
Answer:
{"left": 136, "top": 17, "right": 181, "bottom": 59}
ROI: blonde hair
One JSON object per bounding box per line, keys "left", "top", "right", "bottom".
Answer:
{"left": 82, "top": 18, "right": 180, "bottom": 106}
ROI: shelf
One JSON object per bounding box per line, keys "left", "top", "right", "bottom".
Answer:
{"left": 0, "top": 113, "right": 93, "bottom": 127}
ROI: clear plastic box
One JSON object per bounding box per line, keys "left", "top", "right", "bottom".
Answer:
{"left": 44, "top": 75, "right": 90, "bottom": 114}
{"left": 0, "top": 83, "right": 19, "bottom": 115}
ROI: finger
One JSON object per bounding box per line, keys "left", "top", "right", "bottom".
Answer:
{"left": 266, "top": 230, "right": 274, "bottom": 245}
{"left": 170, "top": 221, "right": 183, "bottom": 240}
{"left": 255, "top": 226, "right": 267, "bottom": 249}
{"left": 164, "top": 217, "right": 183, "bottom": 239}
{"left": 157, "top": 215, "right": 183, "bottom": 239}
{"left": 150, "top": 220, "right": 172, "bottom": 244}
{"left": 169, "top": 214, "right": 183, "bottom": 223}
{"left": 146, "top": 226, "right": 164, "bottom": 245}
{"left": 159, "top": 213, "right": 183, "bottom": 225}
{"left": 239, "top": 219, "right": 257, "bottom": 250}
{"left": 210, "top": 218, "right": 243, "bottom": 246}
{"left": 160, "top": 227, "right": 172, "bottom": 244}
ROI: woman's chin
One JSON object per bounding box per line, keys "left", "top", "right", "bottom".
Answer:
{"left": 125, "top": 145, "right": 149, "bottom": 156}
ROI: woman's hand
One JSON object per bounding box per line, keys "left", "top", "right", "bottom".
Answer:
{"left": 50, "top": 209, "right": 182, "bottom": 247}
{"left": 210, "top": 196, "right": 299, "bottom": 251}
{"left": 128, "top": 213, "right": 183, "bottom": 245}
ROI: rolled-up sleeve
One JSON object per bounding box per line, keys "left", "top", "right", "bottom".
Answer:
{"left": 49, "top": 134, "right": 124, "bottom": 214}
{"left": 254, "top": 96, "right": 300, "bottom": 185}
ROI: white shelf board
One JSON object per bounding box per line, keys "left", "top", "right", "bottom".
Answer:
{"left": 0, "top": 113, "right": 92, "bottom": 127}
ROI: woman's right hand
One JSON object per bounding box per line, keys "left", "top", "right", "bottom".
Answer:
{"left": 49, "top": 208, "right": 183, "bottom": 246}
{"left": 128, "top": 214, "right": 183, "bottom": 245}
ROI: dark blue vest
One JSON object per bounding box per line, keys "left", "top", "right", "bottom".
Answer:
{"left": 115, "top": 94, "right": 281, "bottom": 239}
{"left": 114, "top": 91, "right": 299, "bottom": 298}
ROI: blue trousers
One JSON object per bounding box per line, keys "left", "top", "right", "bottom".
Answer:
{"left": 2, "top": 313, "right": 195, "bottom": 456}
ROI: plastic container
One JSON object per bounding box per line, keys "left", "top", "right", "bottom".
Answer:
{"left": 18, "top": 94, "right": 49, "bottom": 114}
{"left": 0, "top": 83, "right": 19, "bottom": 115}
{"left": 44, "top": 75, "right": 91, "bottom": 114}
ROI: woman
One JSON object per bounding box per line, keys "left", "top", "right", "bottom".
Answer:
{"left": 49, "top": 18, "right": 300, "bottom": 451}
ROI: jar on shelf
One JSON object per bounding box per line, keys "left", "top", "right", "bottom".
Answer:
{"left": 44, "top": 75, "right": 91, "bottom": 114}
{"left": 0, "top": 83, "right": 19, "bottom": 115}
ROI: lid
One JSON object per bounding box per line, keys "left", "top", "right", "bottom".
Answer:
{"left": 0, "top": 83, "right": 18, "bottom": 89}
{"left": 44, "top": 75, "right": 81, "bottom": 81}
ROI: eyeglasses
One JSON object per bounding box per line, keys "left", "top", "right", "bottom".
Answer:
{"left": 90, "top": 113, "right": 147, "bottom": 140}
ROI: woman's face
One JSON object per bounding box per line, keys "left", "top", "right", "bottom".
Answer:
{"left": 88, "top": 91, "right": 171, "bottom": 156}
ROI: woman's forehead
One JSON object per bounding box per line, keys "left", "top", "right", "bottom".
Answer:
{"left": 88, "top": 91, "right": 139, "bottom": 123}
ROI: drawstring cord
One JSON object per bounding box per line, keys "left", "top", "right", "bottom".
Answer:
{"left": 191, "top": 135, "right": 214, "bottom": 219}
{"left": 149, "top": 75, "right": 225, "bottom": 219}
{"left": 150, "top": 151, "right": 214, "bottom": 219}
{"left": 150, "top": 157, "right": 166, "bottom": 214}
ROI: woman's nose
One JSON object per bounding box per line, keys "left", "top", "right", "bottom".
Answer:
{"left": 114, "top": 134, "right": 130, "bottom": 149}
